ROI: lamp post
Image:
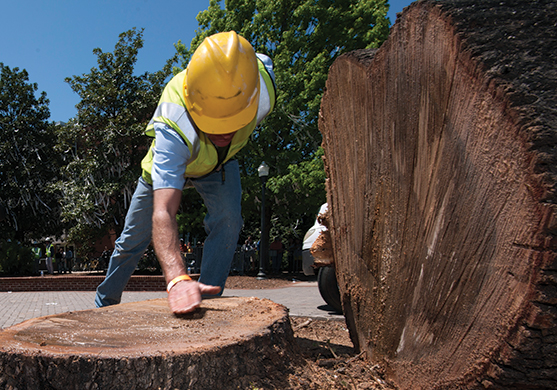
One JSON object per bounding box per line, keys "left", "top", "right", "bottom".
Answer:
{"left": 257, "top": 161, "right": 270, "bottom": 280}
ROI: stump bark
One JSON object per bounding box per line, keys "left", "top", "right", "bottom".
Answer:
{"left": 0, "top": 297, "right": 295, "bottom": 389}
{"left": 319, "top": 0, "right": 557, "bottom": 389}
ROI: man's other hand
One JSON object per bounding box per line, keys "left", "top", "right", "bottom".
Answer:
{"left": 167, "top": 281, "right": 221, "bottom": 314}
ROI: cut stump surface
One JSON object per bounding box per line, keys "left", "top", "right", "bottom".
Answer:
{"left": 0, "top": 297, "right": 296, "bottom": 389}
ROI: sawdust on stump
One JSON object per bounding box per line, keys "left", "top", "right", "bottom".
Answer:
{"left": 0, "top": 297, "right": 298, "bottom": 389}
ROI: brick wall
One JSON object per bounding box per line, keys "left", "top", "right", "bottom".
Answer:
{"left": 0, "top": 275, "right": 167, "bottom": 292}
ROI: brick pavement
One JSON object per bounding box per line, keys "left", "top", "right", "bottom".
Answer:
{"left": 0, "top": 291, "right": 167, "bottom": 329}
{"left": 0, "top": 283, "right": 343, "bottom": 330}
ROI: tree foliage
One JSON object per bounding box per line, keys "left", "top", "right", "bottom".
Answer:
{"left": 177, "top": 188, "right": 208, "bottom": 244}
{"left": 55, "top": 28, "right": 174, "bottom": 249}
{"left": 175, "top": 0, "right": 389, "bottom": 242}
{"left": 0, "top": 239, "right": 35, "bottom": 276}
{"left": 0, "top": 63, "right": 62, "bottom": 242}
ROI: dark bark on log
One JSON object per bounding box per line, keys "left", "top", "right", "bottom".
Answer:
{"left": 319, "top": 0, "right": 557, "bottom": 389}
{"left": 0, "top": 297, "right": 297, "bottom": 389}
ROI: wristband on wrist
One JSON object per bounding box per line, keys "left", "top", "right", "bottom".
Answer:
{"left": 166, "top": 274, "right": 192, "bottom": 293}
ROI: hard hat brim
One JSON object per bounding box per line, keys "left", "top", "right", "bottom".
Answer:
{"left": 188, "top": 89, "right": 260, "bottom": 134}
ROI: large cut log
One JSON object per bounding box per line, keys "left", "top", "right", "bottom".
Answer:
{"left": 319, "top": 0, "right": 557, "bottom": 389}
{"left": 0, "top": 297, "right": 295, "bottom": 389}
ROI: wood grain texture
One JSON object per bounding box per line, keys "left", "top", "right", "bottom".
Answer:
{"left": 319, "top": 0, "right": 557, "bottom": 388}
{"left": 0, "top": 297, "right": 295, "bottom": 389}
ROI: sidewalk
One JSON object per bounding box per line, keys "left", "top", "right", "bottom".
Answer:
{"left": 0, "top": 282, "right": 344, "bottom": 330}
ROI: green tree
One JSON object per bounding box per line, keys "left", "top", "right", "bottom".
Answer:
{"left": 266, "top": 147, "right": 327, "bottom": 237}
{"left": 55, "top": 28, "right": 175, "bottom": 253}
{"left": 175, "top": 0, "right": 389, "bottom": 243}
{"left": 0, "top": 239, "right": 35, "bottom": 276}
{"left": 177, "top": 188, "right": 208, "bottom": 244}
{"left": 0, "top": 63, "right": 62, "bottom": 242}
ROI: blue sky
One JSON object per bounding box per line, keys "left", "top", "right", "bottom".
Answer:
{"left": 1, "top": 0, "right": 413, "bottom": 123}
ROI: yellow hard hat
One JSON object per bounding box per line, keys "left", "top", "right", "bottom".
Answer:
{"left": 184, "top": 31, "right": 260, "bottom": 134}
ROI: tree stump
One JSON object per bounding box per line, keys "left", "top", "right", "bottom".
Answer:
{"left": 0, "top": 297, "right": 295, "bottom": 389}
{"left": 319, "top": 0, "right": 557, "bottom": 389}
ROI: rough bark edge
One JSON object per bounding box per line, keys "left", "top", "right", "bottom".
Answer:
{"left": 320, "top": 0, "right": 557, "bottom": 388}
{"left": 0, "top": 317, "right": 300, "bottom": 390}
{"left": 423, "top": 1, "right": 557, "bottom": 388}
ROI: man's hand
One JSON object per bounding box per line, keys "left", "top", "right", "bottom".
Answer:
{"left": 167, "top": 280, "right": 221, "bottom": 314}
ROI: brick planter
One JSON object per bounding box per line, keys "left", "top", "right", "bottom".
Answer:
{"left": 0, "top": 274, "right": 168, "bottom": 292}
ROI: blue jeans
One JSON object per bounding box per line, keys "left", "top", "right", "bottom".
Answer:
{"left": 95, "top": 160, "right": 243, "bottom": 307}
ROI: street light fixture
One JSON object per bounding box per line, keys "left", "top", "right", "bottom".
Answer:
{"left": 257, "top": 161, "right": 270, "bottom": 280}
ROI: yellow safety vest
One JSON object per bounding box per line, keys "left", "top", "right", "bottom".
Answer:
{"left": 141, "top": 58, "right": 276, "bottom": 183}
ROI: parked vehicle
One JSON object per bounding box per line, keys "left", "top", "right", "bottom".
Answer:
{"left": 302, "top": 204, "right": 342, "bottom": 313}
